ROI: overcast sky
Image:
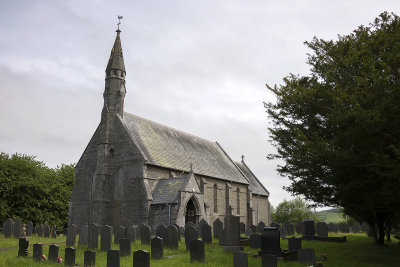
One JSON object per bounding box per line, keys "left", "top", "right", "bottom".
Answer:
{"left": 1, "top": 0, "right": 399, "bottom": 208}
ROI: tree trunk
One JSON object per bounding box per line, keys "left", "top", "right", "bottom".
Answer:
{"left": 377, "top": 220, "right": 385, "bottom": 245}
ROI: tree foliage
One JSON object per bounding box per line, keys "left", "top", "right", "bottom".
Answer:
{"left": 265, "top": 12, "right": 400, "bottom": 245}
{"left": 0, "top": 152, "right": 75, "bottom": 229}
{"left": 271, "top": 197, "right": 317, "bottom": 224}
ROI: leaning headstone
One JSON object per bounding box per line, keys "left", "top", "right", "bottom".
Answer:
{"left": 84, "top": 250, "right": 96, "bottom": 267}
{"left": 140, "top": 225, "right": 151, "bottom": 245}
{"left": 256, "top": 222, "right": 265, "bottom": 233}
{"left": 184, "top": 225, "right": 198, "bottom": 250}
{"left": 298, "top": 248, "right": 315, "bottom": 265}
{"left": 295, "top": 221, "right": 304, "bottom": 235}
{"left": 18, "top": 237, "right": 29, "bottom": 256}
{"left": 339, "top": 223, "right": 350, "bottom": 233}
{"left": 66, "top": 224, "right": 77, "bottom": 246}
{"left": 198, "top": 219, "right": 207, "bottom": 237}
{"left": 155, "top": 224, "right": 167, "bottom": 240}
{"left": 43, "top": 223, "right": 50, "bottom": 237}
{"left": 114, "top": 226, "right": 126, "bottom": 244}
{"left": 26, "top": 221, "right": 33, "bottom": 236}
{"left": 288, "top": 237, "right": 302, "bottom": 251}
{"left": 284, "top": 222, "right": 295, "bottom": 236}
{"left": 13, "top": 219, "right": 22, "bottom": 238}
{"left": 261, "top": 254, "right": 277, "bottom": 267}
{"left": 233, "top": 251, "right": 248, "bottom": 267}
{"left": 65, "top": 247, "right": 76, "bottom": 267}
{"left": 316, "top": 222, "right": 328, "bottom": 238}
{"left": 213, "top": 218, "right": 223, "bottom": 239}
{"left": 351, "top": 222, "right": 362, "bottom": 233}
{"left": 107, "top": 250, "right": 120, "bottom": 267}
{"left": 101, "top": 225, "right": 113, "bottom": 251}
{"left": 33, "top": 243, "right": 43, "bottom": 262}
{"left": 245, "top": 228, "right": 252, "bottom": 237}
{"left": 261, "top": 228, "right": 281, "bottom": 256}
{"left": 151, "top": 236, "right": 164, "bottom": 259}
{"left": 201, "top": 224, "right": 212, "bottom": 243}
{"left": 37, "top": 224, "right": 44, "bottom": 237}
{"left": 165, "top": 225, "right": 178, "bottom": 249}
{"left": 303, "top": 220, "right": 315, "bottom": 236}
{"left": 279, "top": 226, "right": 287, "bottom": 239}
{"left": 120, "top": 238, "right": 131, "bottom": 257}
{"left": 250, "top": 234, "right": 261, "bottom": 249}
{"left": 88, "top": 223, "right": 99, "bottom": 250}
{"left": 79, "top": 225, "right": 89, "bottom": 245}
{"left": 190, "top": 239, "right": 205, "bottom": 262}
{"left": 3, "top": 218, "right": 13, "bottom": 238}
{"left": 51, "top": 225, "right": 57, "bottom": 238}
{"left": 239, "top": 222, "right": 245, "bottom": 234}
{"left": 126, "top": 225, "right": 137, "bottom": 243}
{"left": 133, "top": 250, "right": 150, "bottom": 267}
{"left": 48, "top": 244, "right": 59, "bottom": 263}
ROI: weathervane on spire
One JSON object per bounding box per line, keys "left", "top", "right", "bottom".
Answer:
{"left": 117, "top": 15, "right": 123, "bottom": 30}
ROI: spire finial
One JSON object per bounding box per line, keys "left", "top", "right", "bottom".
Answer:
{"left": 241, "top": 155, "right": 245, "bottom": 162}
{"left": 117, "top": 15, "right": 123, "bottom": 32}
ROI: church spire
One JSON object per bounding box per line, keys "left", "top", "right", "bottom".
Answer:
{"left": 106, "top": 29, "right": 126, "bottom": 77}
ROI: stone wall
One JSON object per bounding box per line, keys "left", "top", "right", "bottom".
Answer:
{"left": 251, "top": 195, "right": 271, "bottom": 226}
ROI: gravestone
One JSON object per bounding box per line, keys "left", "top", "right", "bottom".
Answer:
{"left": 279, "top": 226, "right": 287, "bottom": 239}
{"left": 213, "top": 218, "right": 223, "bottom": 239}
{"left": 37, "top": 224, "right": 44, "bottom": 237}
{"left": 261, "top": 254, "right": 277, "bottom": 267}
{"left": 218, "top": 227, "right": 225, "bottom": 245}
{"left": 233, "top": 251, "right": 248, "bottom": 267}
{"left": 114, "top": 226, "right": 126, "bottom": 244}
{"left": 239, "top": 222, "right": 245, "bottom": 234}
{"left": 151, "top": 236, "right": 164, "bottom": 259}
{"left": 303, "top": 220, "right": 315, "bottom": 236}
{"left": 133, "top": 250, "right": 150, "bottom": 267}
{"left": 65, "top": 247, "right": 76, "bottom": 267}
{"left": 120, "top": 238, "right": 131, "bottom": 257}
{"left": 26, "top": 221, "right": 33, "bottom": 236}
{"left": 288, "top": 237, "right": 302, "bottom": 251}
{"left": 172, "top": 224, "right": 181, "bottom": 241}
{"left": 245, "top": 228, "right": 252, "bottom": 237}
{"left": 126, "top": 225, "right": 137, "bottom": 243}
{"left": 48, "top": 244, "right": 59, "bottom": 263}
{"left": 261, "top": 228, "right": 281, "bottom": 256}
{"left": 18, "top": 237, "right": 29, "bottom": 256}
{"left": 79, "top": 224, "right": 89, "bottom": 245}
{"left": 3, "top": 218, "right": 13, "bottom": 238}
{"left": 107, "top": 250, "right": 120, "bottom": 267}
{"left": 250, "top": 234, "right": 261, "bottom": 249}
{"left": 316, "top": 222, "right": 328, "bottom": 238}
{"left": 256, "top": 222, "right": 265, "bottom": 233}
{"left": 223, "top": 213, "right": 241, "bottom": 250}
{"left": 138, "top": 223, "right": 145, "bottom": 239}
{"left": 198, "top": 219, "right": 207, "bottom": 237}
{"left": 101, "top": 225, "right": 113, "bottom": 251}
{"left": 43, "top": 223, "right": 50, "bottom": 237}
{"left": 51, "top": 225, "right": 57, "bottom": 238}
{"left": 250, "top": 225, "right": 256, "bottom": 234}
{"left": 66, "top": 224, "right": 77, "bottom": 246}
{"left": 351, "top": 222, "right": 362, "bottom": 233}
{"left": 88, "top": 223, "right": 99, "bottom": 250}
{"left": 155, "top": 224, "right": 167, "bottom": 240}
{"left": 328, "top": 223, "right": 338, "bottom": 232}
{"left": 295, "top": 221, "right": 303, "bottom": 235}
{"left": 270, "top": 222, "right": 280, "bottom": 229}
{"left": 190, "top": 239, "right": 205, "bottom": 262}
{"left": 339, "top": 223, "right": 350, "bottom": 233}
{"left": 298, "top": 248, "right": 315, "bottom": 265}
{"left": 184, "top": 225, "right": 198, "bottom": 250}
{"left": 33, "top": 243, "right": 43, "bottom": 262}
{"left": 165, "top": 225, "right": 178, "bottom": 249}
{"left": 201, "top": 224, "right": 212, "bottom": 243}
{"left": 84, "top": 250, "right": 96, "bottom": 267}
{"left": 284, "top": 222, "right": 294, "bottom": 236}
{"left": 361, "top": 222, "right": 369, "bottom": 233}
{"left": 140, "top": 225, "right": 151, "bottom": 245}
{"left": 13, "top": 219, "right": 22, "bottom": 238}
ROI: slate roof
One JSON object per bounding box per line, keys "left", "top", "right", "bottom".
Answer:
{"left": 121, "top": 113, "right": 249, "bottom": 184}
{"left": 234, "top": 161, "right": 269, "bottom": 196}
{"left": 151, "top": 177, "right": 187, "bottom": 204}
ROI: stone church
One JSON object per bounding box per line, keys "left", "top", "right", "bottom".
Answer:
{"left": 68, "top": 28, "right": 271, "bottom": 230}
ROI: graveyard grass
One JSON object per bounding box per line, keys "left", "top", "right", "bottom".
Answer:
{"left": 0, "top": 233, "right": 399, "bottom": 266}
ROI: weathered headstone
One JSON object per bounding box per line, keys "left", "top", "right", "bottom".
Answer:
{"left": 245, "top": 228, "right": 252, "bottom": 237}
{"left": 351, "top": 222, "right": 362, "bottom": 233}
{"left": 261, "top": 228, "right": 281, "bottom": 256}
{"left": 184, "top": 225, "right": 198, "bottom": 250}
{"left": 88, "top": 223, "right": 99, "bottom": 250}
{"left": 223, "top": 213, "right": 241, "bottom": 250}
{"left": 239, "top": 222, "right": 245, "bottom": 234}
{"left": 140, "top": 225, "right": 151, "bottom": 245}
{"left": 151, "top": 236, "right": 163, "bottom": 259}
{"left": 51, "top": 225, "right": 57, "bottom": 238}
{"left": 279, "top": 226, "right": 287, "bottom": 239}
{"left": 13, "top": 219, "right": 22, "bottom": 238}
{"left": 137, "top": 223, "right": 145, "bottom": 239}
{"left": 284, "top": 222, "right": 294, "bottom": 236}
{"left": 303, "top": 220, "right": 315, "bottom": 236}
{"left": 172, "top": 224, "right": 181, "bottom": 241}
{"left": 250, "top": 224, "right": 257, "bottom": 234}
{"left": 66, "top": 224, "right": 77, "bottom": 246}
{"left": 48, "top": 244, "right": 59, "bottom": 263}
{"left": 101, "top": 225, "right": 113, "bottom": 251}
{"left": 298, "top": 248, "right": 315, "bottom": 265}
{"left": 190, "top": 239, "right": 205, "bottom": 262}
{"left": 2, "top": 218, "right": 13, "bottom": 238}
{"left": 316, "top": 222, "right": 328, "bottom": 238}
{"left": 261, "top": 254, "right": 277, "bottom": 267}
{"left": 201, "top": 223, "right": 212, "bottom": 243}
{"left": 18, "top": 237, "right": 29, "bottom": 256}
{"left": 213, "top": 218, "right": 223, "bottom": 239}
{"left": 133, "top": 250, "right": 150, "bottom": 267}
{"left": 126, "top": 225, "right": 137, "bottom": 243}
{"left": 79, "top": 224, "right": 89, "bottom": 245}
{"left": 37, "top": 224, "right": 43, "bottom": 237}
{"left": 120, "top": 238, "right": 131, "bottom": 257}
{"left": 26, "top": 221, "right": 33, "bottom": 236}
{"left": 198, "top": 219, "right": 207, "bottom": 237}
{"left": 233, "top": 251, "right": 248, "bottom": 267}
{"left": 114, "top": 226, "right": 126, "bottom": 244}
{"left": 43, "top": 223, "right": 50, "bottom": 237}
{"left": 288, "top": 237, "right": 301, "bottom": 251}
{"left": 84, "top": 250, "right": 96, "bottom": 267}
{"left": 218, "top": 227, "right": 225, "bottom": 245}
{"left": 33, "top": 243, "right": 43, "bottom": 262}
{"left": 339, "top": 223, "right": 350, "bottom": 233}
{"left": 250, "top": 234, "right": 261, "bottom": 249}
{"left": 107, "top": 250, "right": 120, "bottom": 267}
{"left": 165, "top": 225, "right": 178, "bottom": 249}
{"left": 256, "top": 221, "right": 265, "bottom": 233}
{"left": 65, "top": 247, "right": 76, "bottom": 267}
{"left": 155, "top": 224, "right": 167, "bottom": 240}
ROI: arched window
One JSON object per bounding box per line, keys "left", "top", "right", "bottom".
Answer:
{"left": 236, "top": 188, "right": 240, "bottom": 215}
{"left": 214, "top": 184, "right": 218, "bottom": 213}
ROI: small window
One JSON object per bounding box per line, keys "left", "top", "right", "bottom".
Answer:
{"left": 236, "top": 188, "right": 240, "bottom": 215}
{"left": 214, "top": 184, "right": 218, "bottom": 213}
{"left": 121, "top": 72, "right": 124, "bottom": 77}
{"left": 114, "top": 70, "right": 117, "bottom": 75}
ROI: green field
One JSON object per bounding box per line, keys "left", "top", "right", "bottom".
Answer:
{"left": 315, "top": 209, "right": 344, "bottom": 223}
{"left": 1, "top": 233, "right": 399, "bottom": 266}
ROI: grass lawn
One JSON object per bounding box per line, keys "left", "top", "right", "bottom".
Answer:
{"left": 0, "top": 233, "right": 399, "bottom": 266}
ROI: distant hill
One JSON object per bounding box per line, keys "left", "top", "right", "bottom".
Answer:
{"left": 315, "top": 208, "right": 344, "bottom": 223}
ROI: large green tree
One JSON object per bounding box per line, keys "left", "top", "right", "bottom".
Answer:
{"left": 265, "top": 12, "right": 400, "bottom": 245}
{"left": 272, "top": 197, "right": 317, "bottom": 224}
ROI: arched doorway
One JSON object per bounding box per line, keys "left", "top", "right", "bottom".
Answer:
{"left": 185, "top": 197, "right": 198, "bottom": 226}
